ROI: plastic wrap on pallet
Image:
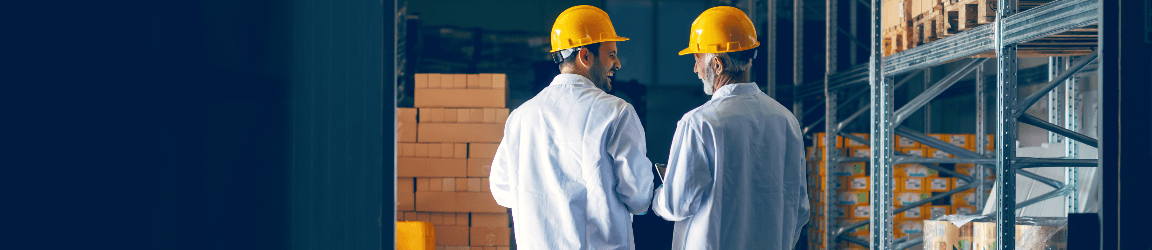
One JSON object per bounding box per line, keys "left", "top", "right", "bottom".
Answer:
{"left": 973, "top": 217, "right": 1068, "bottom": 250}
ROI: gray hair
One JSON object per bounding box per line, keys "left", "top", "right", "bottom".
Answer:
{"left": 709, "top": 51, "right": 755, "bottom": 73}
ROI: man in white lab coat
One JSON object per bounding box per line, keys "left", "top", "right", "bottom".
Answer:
{"left": 488, "top": 5, "right": 653, "bottom": 250}
{"left": 651, "top": 6, "right": 809, "bottom": 250}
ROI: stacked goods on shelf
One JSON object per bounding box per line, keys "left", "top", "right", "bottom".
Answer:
{"left": 397, "top": 73, "right": 512, "bottom": 250}
{"left": 973, "top": 217, "right": 1068, "bottom": 249}
{"left": 807, "top": 132, "right": 997, "bottom": 249}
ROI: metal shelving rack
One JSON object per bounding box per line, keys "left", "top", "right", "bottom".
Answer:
{"left": 804, "top": 0, "right": 1102, "bottom": 249}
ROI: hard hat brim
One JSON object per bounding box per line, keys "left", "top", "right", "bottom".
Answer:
{"left": 549, "top": 36, "right": 629, "bottom": 53}
{"left": 678, "top": 43, "right": 759, "bottom": 56}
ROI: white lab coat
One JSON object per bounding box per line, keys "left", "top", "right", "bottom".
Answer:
{"left": 489, "top": 73, "right": 654, "bottom": 250}
{"left": 652, "top": 83, "right": 810, "bottom": 250}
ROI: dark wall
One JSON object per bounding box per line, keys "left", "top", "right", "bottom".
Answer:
{"left": 7, "top": 0, "right": 393, "bottom": 249}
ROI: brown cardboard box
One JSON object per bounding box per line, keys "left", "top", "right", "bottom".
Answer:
{"left": 477, "top": 74, "right": 493, "bottom": 89}
{"left": 398, "top": 108, "right": 418, "bottom": 123}
{"left": 398, "top": 122, "right": 418, "bottom": 142}
{"left": 467, "top": 178, "right": 484, "bottom": 192}
{"left": 841, "top": 176, "right": 869, "bottom": 191}
{"left": 415, "top": 74, "right": 430, "bottom": 89}
{"left": 894, "top": 134, "right": 921, "bottom": 149}
{"left": 469, "top": 143, "right": 499, "bottom": 159}
{"left": 470, "top": 213, "right": 509, "bottom": 228}
{"left": 415, "top": 89, "right": 506, "bottom": 108}
{"left": 415, "top": 191, "right": 457, "bottom": 212}
{"left": 452, "top": 74, "right": 468, "bottom": 89}
{"left": 469, "top": 227, "right": 511, "bottom": 246}
{"left": 417, "top": 123, "right": 504, "bottom": 143}
{"left": 846, "top": 205, "right": 870, "bottom": 219}
{"left": 399, "top": 143, "right": 467, "bottom": 158}
{"left": 815, "top": 132, "right": 844, "bottom": 148}
{"left": 901, "top": 177, "right": 926, "bottom": 191}
{"left": 456, "top": 192, "right": 506, "bottom": 213}
{"left": 924, "top": 217, "right": 976, "bottom": 250}
{"left": 398, "top": 158, "right": 467, "bottom": 177}
{"left": 455, "top": 177, "right": 469, "bottom": 192}
{"left": 928, "top": 177, "right": 951, "bottom": 191}
{"left": 467, "top": 158, "right": 494, "bottom": 177}
{"left": 467, "top": 74, "right": 481, "bottom": 89}
{"left": 429, "top": 178, "right": 443, "bottom": 191}
{"left": 398, "top": 178, "right": 415, "bottom": 211}
{"left": 846, "top": 133, "right": 869, "bottom": 147}
{"left": 436, "top": 225, "right": 470, "bottom": 246}
{"left": 457, "top": 213, "right": 470, "bottom": 226}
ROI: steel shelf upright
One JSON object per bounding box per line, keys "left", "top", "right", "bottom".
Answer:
{"left": 809, "top": 0, "right": 1104, "bottom": 249}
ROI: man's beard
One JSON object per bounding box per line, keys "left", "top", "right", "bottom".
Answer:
{"left": 590, "top": 59, "right": 613, "bottom": 92}
{"left": 700, "top": 56, "right": 717, "bottom": 95}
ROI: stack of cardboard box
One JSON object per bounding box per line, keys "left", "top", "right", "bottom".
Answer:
{"left": 806, "top": 132, "right": 996, "bottom": 249}
{"left": 397, "top": 73, "right": 512, "bottom": 250}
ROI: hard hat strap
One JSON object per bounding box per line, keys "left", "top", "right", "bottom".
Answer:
{"left": 552, "top": 47, "right": 582, "bottom": 64}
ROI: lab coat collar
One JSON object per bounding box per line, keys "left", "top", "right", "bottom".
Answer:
{"left": 551, "top": 73, "right": 596, "bottom": 88}
{"left": 711, "top": 82, "right": 760, "bottom": 100}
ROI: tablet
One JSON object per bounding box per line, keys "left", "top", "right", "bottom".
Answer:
{"left": 654, "top": 163, "right": 668, "bottom": 182}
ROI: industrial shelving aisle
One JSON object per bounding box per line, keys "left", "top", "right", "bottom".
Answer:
{"left": 807, "top": 0, "right": 1101, "bottom": 249}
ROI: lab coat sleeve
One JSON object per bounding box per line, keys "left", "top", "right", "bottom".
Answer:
{"left": 793, "top": 160, "right": 811, "bottom": 248}
{"left": 652, "top": 118, "right": 713, "bottom": 221}
{"left": 489, "top": 114, "right": 516, "bottom": 209}
{"left": 606, "top": 105, "right": 654, "bottom": 215}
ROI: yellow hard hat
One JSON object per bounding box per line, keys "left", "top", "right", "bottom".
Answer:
{"left": 550, "top": 5, "right": 629, "bottom": 53}
{"left": 678, "top": 6, "right": 759, "bottom": 55}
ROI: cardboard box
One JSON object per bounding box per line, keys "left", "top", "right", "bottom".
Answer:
{"left": 419, "top": 108, "right": 510, "bottom": 124}
{"left": 399, "top": 122, "right": 418, "bottom": 142}
{"left": 930, "top": 205, "right": 951, "bottom": 219}
{"left": 815, "top": 132, "right": 844, "bottom": 148}
{"left": 467, "top": 74, "right": 481, "bottom": 89}
{"left": 953, "top": 205, "right": 976, "bottom": 214}
{"left": 398, "top": 158, "right": 468, "bottom": 177}
{"left": 894, "top": 134, "right": 921, "bottom": 149}
{"left": 467, "top": 158, "right": 494, "bottom": 177}
{"left": 929, "top": 177, "right": 952, "bottom": 191}
{"left": 956, "top": 163, "right": 995, "bottom": 179}
{"left": 414, "top": 191, "right": 504, "bottom": 213}
{"left": 846, "top": 147, "right": 870, "bottom": 158}
{"left": 838, "top": 191, "right": 869, "bottom": 205}
{"left": 925, "top": 218, "right": 976, "bottom": 250}
{"left": 398, "top": 178, "right": 415, "bottom": 211}
{"left": 895, "top": 192, "right": 930, "bottom": 206}
{"left": 898, "top": 205, "right": 926, "bottom": 220}
{"left": 902, "top": 148, "right": 932, "bottom": 158}
{"left": 835, "top": 162, "right": 867, "bottom": 177}
{"left": 415, "top": 89, "right": 507, "bottom": 108}
{"left": 842, "top": 176, "right": 869, "bottom": 191}
{"left": 398, "top": 143, "right": 468, "bottom": 158}
{"left": 986, "top": 134, "right": 995, "bottom": 150}
{"left": 896, "top": 220, "right": 924, "bottom": 236}
{"left": 417, "top": 123, "right": 504, "bottom": 143}
{"left": 847, "top": 205, "right": 870, "bottom": 219}
{"left": 952, "top": 190, "right": 977, "bottom": 206}
{"left": 469, "top": 143, "right": 499, "bottom": 159}
{"left": 398, "top": 108, "right": 418, "bottom": 123}
{"left": 895, "top": 164, "right": 934, "bottom": 178}
{"left": 900, "top": 177, "right": 926, "bottom": 192}
{"left": 471, "top": 213, "right": 509, "bottom": 228}
{"left": 458, "top": 192, "right": 507, "bottom": 213}
{"left": 466, "top": 178, "right": 484, "bottom": 192}
{"left": 435, "top": 225, "right": 470, "bottom": 246}
{"left": 931, "top": 149, "right": 952, "bottom": 158}
{"left": 414, "top": 74, "right": 432, "bottom": 89}
{"left": 846, "top": 133, "right": 869, "bottom": 147}
{"left": 973, "top": 219, "right": 1069, "bottom": 250}
{"left": 470, "top": 227, "right": 512, "bottom": 246}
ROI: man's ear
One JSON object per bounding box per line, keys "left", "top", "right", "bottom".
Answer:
{"left": 578, "top": 48, "right": 592, "bottom": 68}
{"left": 711, "top": 54, "right": 724, "bottom": 73}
